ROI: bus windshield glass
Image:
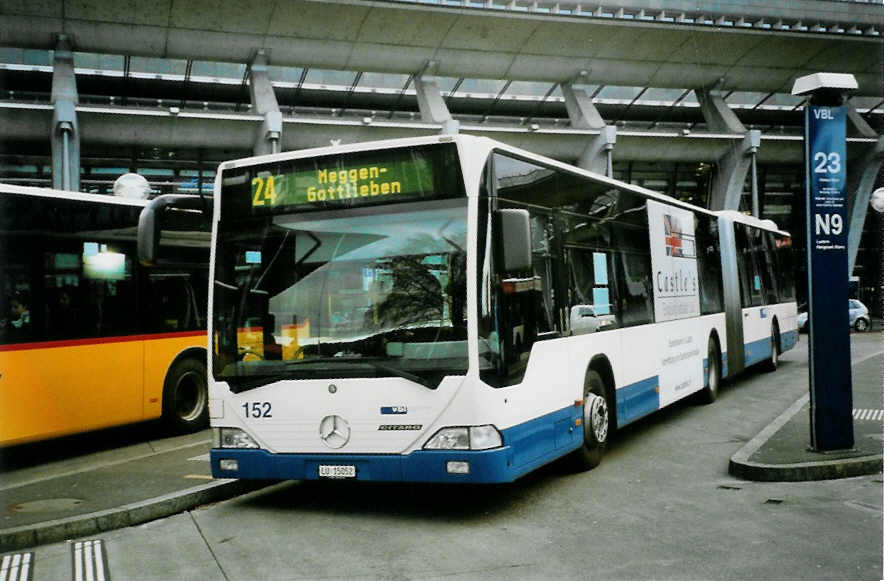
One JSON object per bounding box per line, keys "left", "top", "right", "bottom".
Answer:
{"left": 214, "top": 145, "right": 468, "bottom": 392}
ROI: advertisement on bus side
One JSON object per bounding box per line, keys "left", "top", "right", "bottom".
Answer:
{"left": 647, "top": 200, "right": 703, "bottom": 407}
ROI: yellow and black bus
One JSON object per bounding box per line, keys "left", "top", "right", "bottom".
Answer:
{"left": 0, "top": 184, "right": 210, "bottom": 446}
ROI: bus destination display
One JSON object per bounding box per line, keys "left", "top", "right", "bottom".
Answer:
{"left": 250, "top": 152, "right": 434, "bottom": 210}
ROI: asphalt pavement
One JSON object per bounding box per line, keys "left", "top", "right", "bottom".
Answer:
{"left": 1, "top": 332, "right": 881, "bottom": 553}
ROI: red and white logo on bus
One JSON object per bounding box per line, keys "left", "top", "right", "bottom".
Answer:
{"left": 663, "top": 214, "right": 695, "bottom": 259}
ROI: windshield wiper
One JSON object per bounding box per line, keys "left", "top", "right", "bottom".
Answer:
{"left": 360, "top": 360, "right": 438, "bottom": 390}
{"left": 281, "top": 357, "right": 438, "bottom": 389}
{"left": 225, "top": 375, "right": 278, "bottom": 394}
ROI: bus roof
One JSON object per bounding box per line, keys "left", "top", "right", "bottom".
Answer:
{"left": 0, "top": 183, "right": 151, "bottom": 208}
{"left": 216, "top": 135, "right": 789, "bottom": 236}
{"left": 715, "top": 210, "right": 789, "bottom": 236}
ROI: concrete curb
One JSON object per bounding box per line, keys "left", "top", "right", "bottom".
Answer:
{"left": 729, "top": 393, "right": 883, "bottom": 482}
{"left": 0, "top": 478, "right": 272, "bottom": 552}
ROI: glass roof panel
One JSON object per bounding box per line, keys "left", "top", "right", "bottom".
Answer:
{"left": 131, "top": 56, "right": 188, "bottom": 76}
{"left": 267, "top": 65, "right": 305, "bottom": 83}
{"left": 851, "top": 96, "right": 884, "bottom": 111}
{"left": 74, "top": 52, "right": 124, "bottom": 72}
{"left": 639, "top": 87, "right": 687, "bottom": 104}
{"left": 506, "top": 81, "right": 557, "bottom": 97}
{"left": 360, "top": 72, "right": 412, "bottom": 90}
{"left": 191, "top": 60, "right": 246, "bottom": 80}
{"left": 596, "top": 85, "right": 644, "bottom": 100}
{"left": 0, "top": 48, "right": 53, "bottom": 66}
{"left": 455, "top": 78, "right": 508, "bottom": 96}
{"left": 725, "top": 91, "right": 769, "bottom": 106}
{"left": 433, "top": 77, "right": 461, "bottom": 93}
{"left": 764, "top": 93, "right": 803, "bottom": 107}
{"left": 303, "top": 68, "right": 358, "bottom": 87}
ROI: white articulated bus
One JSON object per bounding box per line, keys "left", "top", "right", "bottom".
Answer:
{"left": 207, "top": 135, "right": 798, "bottom": 483}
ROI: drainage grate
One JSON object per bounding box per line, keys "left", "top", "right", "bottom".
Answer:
{"left": 72, "top": 540, "right": 109, "bottom": 581}
{"left": 852, "top": 409, "right": 884, "bottom": 421}
{"left": 0, "top": 552, "right": 34, "bottom": 581}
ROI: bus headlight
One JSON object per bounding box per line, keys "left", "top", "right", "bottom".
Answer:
{"left": 423, "top": 425, "right": 502, "bottom": 450}
{"left": 214, "top": 427, "right": 260, "bottom": 449}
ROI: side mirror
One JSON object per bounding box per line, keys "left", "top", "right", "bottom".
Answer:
{"left": 498, "top": 209, "right": 532, "bottom": 273}
{"left": 138, "top": 194, "right": 212, "bottom": 266}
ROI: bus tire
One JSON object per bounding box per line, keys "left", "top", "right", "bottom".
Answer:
{"left": 698, "top": 337, "right": 722, "bottom": 404}
{"left": 567, "top": 369, "right": 610, "bottom": 471}
{"left": 162, "top": 357, "right": 209, "bottom": 433}
{"left": 762, "top": 324, "right": 780, "bottom": 373}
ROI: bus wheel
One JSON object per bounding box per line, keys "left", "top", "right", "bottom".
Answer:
{"left": 698, "top": 339, "right": 722, "bottom": 404}
{"left": 567, "top": 369, "right": 609, "bottom": 471}
{"left": 163, "top": 357, "right": 209, "bottom": 433}
{"left": 763, "top": 325, "right": 780, "bottom": 373}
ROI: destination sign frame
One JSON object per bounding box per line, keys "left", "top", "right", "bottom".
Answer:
{"left": 219, "top": 143, "right": 465, "bottom": 218}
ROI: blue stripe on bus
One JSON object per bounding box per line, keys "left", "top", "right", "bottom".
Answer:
{"left": 744, "top": 336, "right": 772, "bottom": 366}
{"left": 615, "top": 376, "right": 660, "bottom": 427}
{"left": 501, "top": 405, "right": 583, "bottom": 473}
{"left": 780, "top": 329, "right": 799, "bottom": 352}
{"left": 745, "top": 328, "right": 799, "bottom": 367}
{"left": 211, "top": 405, "right": 585, "bottom": 484}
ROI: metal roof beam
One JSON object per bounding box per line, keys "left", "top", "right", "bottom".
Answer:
{"left": 51, "top": 34, "right": 80, "bottom": 191}
{"left": 248, "top": 50, "right": 282, "bottom": 155}
{"left": 561, "top": 81, "right": 606, "bottom": 130}
{"left": 415, "top": 75, "right": 459, "bottom": 134}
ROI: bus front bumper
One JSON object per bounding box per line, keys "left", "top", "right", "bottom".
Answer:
{"left": 210, "top": 446, "right": 520, "bottom": 484}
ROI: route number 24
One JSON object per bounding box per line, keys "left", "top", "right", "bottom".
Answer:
{"left": 813, "top": 152, "right": 841, "bottom": 174}
{"left": 242, "top": 402, "right": 272, "bottom": 418}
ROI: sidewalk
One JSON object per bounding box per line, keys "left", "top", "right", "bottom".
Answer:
{"left": 0, "top": 430, "right": 269, "bottom": 552}
{"left": 730, "top": 348, "right": 883, "bottom": 482}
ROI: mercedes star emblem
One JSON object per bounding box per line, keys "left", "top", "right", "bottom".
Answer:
{"left": 319, "top": 415, "right": 350, "bottom": 449}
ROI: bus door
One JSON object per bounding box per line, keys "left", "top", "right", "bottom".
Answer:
{"left": 733, "top": 224, "right": 776, "bottom": 367}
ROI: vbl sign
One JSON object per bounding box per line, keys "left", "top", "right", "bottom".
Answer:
{"left": 804, "top": 103, "right": 854, "bottom": 451}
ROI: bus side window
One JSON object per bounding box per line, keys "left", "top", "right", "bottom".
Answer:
{"left": 147, "top": 275, "right": 197, "bottom": 332}
{"left": 734, "top": 225, "right": 762, "bottom": 308}
{"left": 695, "top": 215, "right": 724, "bottom": 315}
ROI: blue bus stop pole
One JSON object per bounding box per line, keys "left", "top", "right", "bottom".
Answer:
{"left": 792, "top": 73, "right": 857, "bottom": 452}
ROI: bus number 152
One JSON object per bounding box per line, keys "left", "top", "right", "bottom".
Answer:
{"left": 242, "top": 402, "right": 272, "bottom": 418}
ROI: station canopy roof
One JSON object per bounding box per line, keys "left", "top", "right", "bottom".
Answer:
{"left": 2, "top": 0, "right": 881, "bottom": 96}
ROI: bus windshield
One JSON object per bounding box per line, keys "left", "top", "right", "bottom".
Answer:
{"left": 213, "top": 198, "right": 468, "bottom": 391}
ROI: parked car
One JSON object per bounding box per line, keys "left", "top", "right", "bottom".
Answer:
{"left": 797, "top": 299, "right": 870, "bottom": 332}
{"left": 569, "top": 304, "right": 616, "bottom": 335}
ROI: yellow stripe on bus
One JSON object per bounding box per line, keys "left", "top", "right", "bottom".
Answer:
{"left": 0, "top": 334, "right": 205, "bottom": 446}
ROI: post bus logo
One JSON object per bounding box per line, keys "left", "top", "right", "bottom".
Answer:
{"left": 319, "top": 415, "right": 350, "bottom": 449}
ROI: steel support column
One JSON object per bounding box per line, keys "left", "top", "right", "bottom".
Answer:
{"left": 707, "top": 131, "right": 761, "bottom": 211}
{"left": 562, "top": 83, "right": 616, "bottom": 176}
{"left": 51, "top": 35, "right": 80, "bottom": 191}
{"left": 414, "top": 76, "right": 459, "bottom": 135}
{"left": 698, "top": 88, "right": 759, "bottom": 211}
{"left": 576, "top": 126, "right": 617, "bottom": 176}
{"left": 847, "top": 134, "right": 884, "bottom": 274}
{"left": 249, "top": 50, "right": 282, "bottom": 156}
